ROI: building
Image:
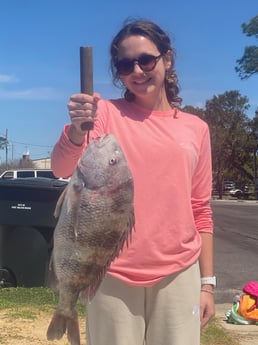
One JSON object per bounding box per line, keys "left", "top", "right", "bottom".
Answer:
{"left": 32, "top": 157, "right": 51, "bottom": 169}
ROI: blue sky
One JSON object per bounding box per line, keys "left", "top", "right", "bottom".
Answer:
{"left": 0, "top": 0, "right": 257, "bottom": 161}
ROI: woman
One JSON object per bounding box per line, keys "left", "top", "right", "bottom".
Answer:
{"left": 52, "top": 19, "right": 215, "bottom": 345}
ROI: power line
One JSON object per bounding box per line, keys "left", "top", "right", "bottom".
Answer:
{"left": 8, "top": 139, "right": 53, "bottom": 148}
{"left": 0, "top": 132, "right": 54, "bottom": 149}
{"left": 0, "top": 129, "right": 55, "bottom": 163}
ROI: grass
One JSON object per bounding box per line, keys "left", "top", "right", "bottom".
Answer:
{"left": 0, "top": 287, "right": 57, "bottom": 311}
{"left": 201, "top": 318, "right": 240, "bottom": 345}
{"left": 0, "top": 287, "right": 240, "bottom": 345}
{"left": 0, "top": 286, "right": 85, "bottom": 315}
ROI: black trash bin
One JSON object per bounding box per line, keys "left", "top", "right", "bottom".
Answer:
{"left": 0, "top": 177, "right": 68, "bottom": 287}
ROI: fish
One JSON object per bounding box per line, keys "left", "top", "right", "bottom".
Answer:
{"left": 46, "top": 134, "right": 134, "bottom": 345}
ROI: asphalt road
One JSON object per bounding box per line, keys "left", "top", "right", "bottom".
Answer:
{"left": 211, "top": 199, "right": 258, "bottom": 304}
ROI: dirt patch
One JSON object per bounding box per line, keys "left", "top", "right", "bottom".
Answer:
{"left": 0, "top": 308, "right": 86, "bottom": 345}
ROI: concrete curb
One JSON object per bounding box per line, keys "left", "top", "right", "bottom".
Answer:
{"left": 211, "top": 199, "right": 258, "bottom": 203}
{"left": 216, "top": 304, "right": 258, "bottom": 345}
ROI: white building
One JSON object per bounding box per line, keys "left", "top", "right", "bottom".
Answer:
{"left": 32, "top": 157, "right": 51, "bottom": 169}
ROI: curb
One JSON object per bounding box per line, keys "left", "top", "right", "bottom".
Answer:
{"left": 216, "top": 304, "right": 258, "bottom": 345}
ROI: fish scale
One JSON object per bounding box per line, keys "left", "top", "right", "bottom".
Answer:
{"left": 47, "top": 134, "right": 134, "bottom": 345}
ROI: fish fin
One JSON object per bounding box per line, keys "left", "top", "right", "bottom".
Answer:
{"left": 46, "top": 254, "right": 59, "bottom": 291}
{"left": 47, "top": 311, "right": 66, "bottom": 341}
{"left": 55, "top": 181, "right": 84, "bottom": 238}
{"left": 67, "top": 313, "right": 81, "bottom": 345}
{"left": 79, "top": 270, "right": 107, "bottom": 303}
{"left": 79, "top": 286, "right": 99, "bottom": 304}
{"left": 54, "top": 181, "right": 84, "bottom": 219}
{"left": 126, "top": 208, "right": 135, "bottom": 246}
{"left": 47, "top": 310, "right": 80, "bottom": 345}
{"left": 54, "top": 187, "right": 67, "bottom": 218}
{"left": 68, "top": 183, "right": 85, "bottom": 238}
{"left": 109, "top": 208, "right": 135, "bottom": 258}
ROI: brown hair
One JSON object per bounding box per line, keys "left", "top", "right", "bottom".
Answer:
{"left": 110, "top": 19, "right": 182, "bottom": 106}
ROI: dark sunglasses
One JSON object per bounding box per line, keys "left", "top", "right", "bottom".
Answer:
{"left": 115, "top": 54, "right": 162, "bottom": 76}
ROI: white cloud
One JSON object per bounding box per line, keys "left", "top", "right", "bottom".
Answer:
{"left": 0, "top": 73, "right": 64, "bottom": 100}
{"left": 0, "top": 87, "right": 64, "bottom": 100}
{"left": 0, "top": 74, "right": 19, "bottom": 83}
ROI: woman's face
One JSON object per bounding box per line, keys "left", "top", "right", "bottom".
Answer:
{"left": 116, "top": 35, "right": 171, "bottom": 107}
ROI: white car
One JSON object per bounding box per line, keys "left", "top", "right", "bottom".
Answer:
{"left": 0, "top": 169, "right": 56, "bottom": 179}
{"left": 0, "top": 169, "right": 69, "bottom": 181}
{"left": 229, "top": 188, "right": 243, "bottom": 198}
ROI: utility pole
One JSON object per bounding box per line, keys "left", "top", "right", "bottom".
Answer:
{"left": 254, "top": 130, "right": 258, "bottom": 200}
{"left": 0, "top": 129, "right": 8, "bottom": 166}
{"left": 254, "top": 146, "right": 258, "bottom": 200}
{"left": 5, "top": 128, "right": 8, "bottom": 165}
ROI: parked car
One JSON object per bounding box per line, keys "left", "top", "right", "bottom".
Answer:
{"left": 0, "top": 169, "right": 56, "bottom": 179}
{"left": 0, "top": 169, "right": 57, "bottom": 180}
{"left": 223, "top": 180, "right": 235, "bottom": 191}
{"left": 229, "top": 188, "right": 243, "bottom": 198}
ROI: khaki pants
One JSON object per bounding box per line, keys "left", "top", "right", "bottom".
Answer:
{"left": 86, "top": 262, "right": 201, "bottom": 345}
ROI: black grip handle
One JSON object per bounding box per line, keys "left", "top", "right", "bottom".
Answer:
{"left": 80, "top": 46, "right": 94, "bottom": 131}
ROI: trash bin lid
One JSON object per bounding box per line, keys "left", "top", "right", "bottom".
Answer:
{"left": 0, "top": 177, "right": 68, "bottom": 190}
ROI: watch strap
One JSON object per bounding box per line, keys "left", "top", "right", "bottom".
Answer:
{"left": 201, "top": 276, "right": 216, "bottom": 287}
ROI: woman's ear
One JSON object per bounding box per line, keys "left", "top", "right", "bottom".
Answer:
{"left": 164, "top": 50, "right": 173, "bottom": 70}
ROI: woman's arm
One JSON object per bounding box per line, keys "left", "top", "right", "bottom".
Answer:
{"left": 199, "top": 232, "right": 216, "bottom": 327}
{"left": 51, "top": 125, "right": 86, "bottom": 178}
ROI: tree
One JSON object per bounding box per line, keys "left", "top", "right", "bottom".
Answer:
{"left": 250, "top": 108, "right": 258, "bottom": 130}
{"left": 235, "top": 15, "right": 258, "bottom": 79}
{"left": 0, "top": 156, "right": 35, "bottom": 172}
{"left": 181, "top": 105, "right": 205, "bottom": 119}
{"left": 204, "top": 91, "right": 252, "bottom": 198}
{"left": 249, "top": 109, "right": 258, "bottom": 198}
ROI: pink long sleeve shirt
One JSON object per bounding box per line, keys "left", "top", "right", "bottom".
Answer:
{"left": 52, "top": 99, "right": 213, "bottom": 286}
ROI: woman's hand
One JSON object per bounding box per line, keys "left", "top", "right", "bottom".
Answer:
{"left": 67, "top": 93, "right": 100, "bottom": 145}
{"left": 200, "top": 289, "right": 216, "bottom": 328}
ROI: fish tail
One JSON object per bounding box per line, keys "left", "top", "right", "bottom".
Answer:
{"left": 67, "top": 313, "right": 81, "bottom": 345}
{"left": 47, "top": 310, "right": 80, "bottom": 345}
{"left": 47, "top": 311, "right": 66, "bottom": 340}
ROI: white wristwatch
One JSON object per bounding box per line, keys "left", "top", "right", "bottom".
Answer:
{"left": 201, "top": 276, "right": 216, "bottom": 287}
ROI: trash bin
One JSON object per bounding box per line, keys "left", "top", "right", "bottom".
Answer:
{"left": 0, "top": 177, "right": 68, "bottom": 287}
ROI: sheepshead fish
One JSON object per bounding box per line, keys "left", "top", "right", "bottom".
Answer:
{"left": 47, "top": 134, "right": 134, "bottom": 345}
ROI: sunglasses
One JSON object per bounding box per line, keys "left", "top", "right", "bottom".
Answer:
{"left": 115, "top": 54, "right": 162, "bottom": 76}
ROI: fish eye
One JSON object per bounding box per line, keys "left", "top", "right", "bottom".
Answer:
{"left": 109, "top": 157, "right": 117, "bottom": 165}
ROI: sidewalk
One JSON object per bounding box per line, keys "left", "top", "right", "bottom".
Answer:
{"left": 216, "top": 303, "right": 258, "bottom": 345}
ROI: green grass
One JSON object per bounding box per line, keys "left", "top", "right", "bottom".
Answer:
{"left": 0, "top": 287, "right": 85, "bottom": 315}
{"left": 201, "top": 318, "right": 240, "bottom": 345}
{"left": 0, "top": 287, "right": 240, "bottom": 345}
{"left": 0, "top": 287, "right": 57, "bottom": 311}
